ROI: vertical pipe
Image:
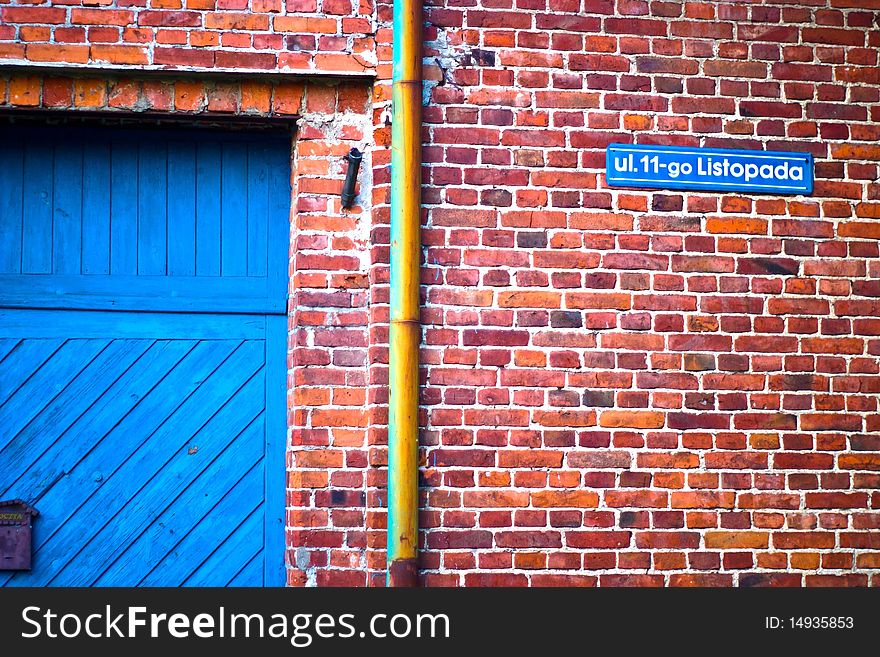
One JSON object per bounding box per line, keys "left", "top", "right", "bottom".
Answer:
{"left": 387, "top": 0, "right": 422, "bottom": 588}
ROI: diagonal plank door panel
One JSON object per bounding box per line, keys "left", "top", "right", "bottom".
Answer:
{"left": 1, "top": 332, "right": 270, "bottom": 587}
{"left": 0, "top": 124, "right": 289, "bottom": 587}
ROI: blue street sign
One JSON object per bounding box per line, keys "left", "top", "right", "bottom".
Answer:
{"left": 606, "top": 143, "right": 813, "bottom": 195}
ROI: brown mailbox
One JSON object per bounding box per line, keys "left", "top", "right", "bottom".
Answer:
{"left": 0, "top": 499, "right": 38, "bottom": 571}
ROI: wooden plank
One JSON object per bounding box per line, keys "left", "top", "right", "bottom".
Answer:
{"left": 3, "top": 340, "right": 251, "bottom": 586}
{"left": 0, "top": 138, "right": 24, "bottom": 274}
{"left": 167, "top": 141, "right": 197, "bottom": 277}
{"left": 228, "top": 551, "right": 263, "bottom": 587}
{"left": 0, "top": 339, "right": 64, "bottom": 406}
{"left": 82, "top": 141, "right": 111, "bottom": 275}
{"left": 184, "top": 508, "right": 262, "bottom": 587}
{"left": 0, "top": 338, "right": 21, "bottom": 367}
{"left": 138, "top": 469, "right": 262, "bottom": 586}
{"left": 247, "top": 142, "right": 270, "bottom": 278}
{"left": 52, "top": 141, "right": 83, "bottom": 275}
{"left": 5, "top": 341, "right": 257, "bottom": 577}
{"left": 221, "top": 141, "right": 248, "bottom": 277}
{"left": 268, "top": 141, "right": 291, "bottom": 308}
{"left": 0, "top": 339, "right": 198, "bottom": 502}
{"left": 0, "top": 339, "right": 152, "bottom": 480}
{"left": 264, "top": 314, "right": 288, "bottom": 586}
{"left": 0, "top": 339, "right": 108, "bottom": 451}
{"left": 21, "top": 140, "right": 53, "bottom": 274}
{"left": 110, "top": 138, "right": 138, "bottom": 275}
{"left": 45, "top": 368, "right": 266, "bottom": 586}
{"left": 0, "top": 274, "right": 279, "bottom": 314}
{"left": 195, "top": 142, "right": 221, "bottom": 277}
{"left": 138, "top": 140, "right": 168, "bottom": 276}
{"left": 95, "top": 441, "right": 263, "bottom": 585}
{"left": 0, "top": 309, "right": 265, "bottom": 340}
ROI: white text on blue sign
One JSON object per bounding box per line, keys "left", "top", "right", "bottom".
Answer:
{"left": 605, "top": 144, "right": 813, "bottom": 195}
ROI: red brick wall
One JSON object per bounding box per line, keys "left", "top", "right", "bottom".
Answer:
{"left": 0, "top": 0, "right": 375, "bottom": 72}
{"left": 408, "top": 0, "right": 880, "bottom": 587}
{"left": 0, "top": 70, "right": 378, "bottom": 588}
{"left": 3, "top": 0, "right": 880, "bottom": 587}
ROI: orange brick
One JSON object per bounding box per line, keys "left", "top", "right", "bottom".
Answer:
{"left": 190, "top": 31, "right": 220, "bottom": 48}
{"left": 242, "top": 80, "right": 271, "bottom": 113}
{"left": 623, "top": 114, "right": 653, "bottom": 130}
{"left": 314, "top": 52, "right": 373, "bottom": 73}
{"left": 330, "top": 429, "right": 364, "bottom": 448}
{"left": 706, "top": 216, "right": 768, "bottom": 235}
{"left": 0, "top": 44, "right": 26, "bottom": 61}
{"left": 599, "top": 410, "right": 665, "bottom": 429}
{"left": 757, "top": 552, "right": 788, "bottom": 569}
{"left": 337, "top": 84, "right": 369, "bottom": 113}
{"left": 831, "top": 143, "right": 880, "bottom": 160}
{"left": 497, "top": 291, "right": 561, "bottom": 308}
{"left": 856, "top": 553, "right": 880, "bottom": 568}
{"left": 9, "top": 76, "right": 41, "bottom": 107}
{"left": 19, "top": 26, "right": 52, "bottom": 42}
{"left": 705, "top": 531, "right": 770, "bottom": 549}
{"left": 294, "top": 449, "right": 344, "bottom": 468}
{"left": 839, "top": 222, "right": 880, "bottom": 239}
{"left": 790, "top": 552, "right": 821, "bottom": 570}
{"left": 672, "top": 491, "right": 736, "bottom": 509}
{"left": 653, "top": 552, "right": 687, "bottom": 570}
{"left": 273, "top": 82, "right": 304, "bottom": 115}
{"left": 294, "top": 388, "right": 330, "bottom": 406}
{"left": 565, "top": 292, "right": 632, "bottom": 310}
{"left": 273, "top": 16, "right": 338, "bottom": 33}
{"left": 288, "top": 471, "right": 328, "bottom": 489}
{"left": 514, "top": 350, "right": 546, "bottom": 367}
{"left": 26, "top": 44, "right": 90, "bottom": 64}
{"left": 73, "top": 78, "right": 107, "bottom": 108}
{"left": 288, "top": 509, "right": 328, "bottom": 528}
{"left": 142, "top": 81, "right": 173, "bottom": 110}
{"left": 174, "top": 80, "right": 206, "bottom": 112}
{"left": 306, "top": 84, "right": 337, "bottom": 113}
{"left": 478, "top": 472, "right": 510, "bottom": 487}
{"left": 107, "top": 79, "right": 140, "bottom": 109}
{"left": 514, "top": 552, "right": 547, "bottom": 569}
{"left": 90, "top": 45, "right": 148, "bottom": 65}
{"left": 204, "top": 13, "right": 269, "bottom": 31}
{"left": 42, "top": 77, "right": 73, "bottom": 108}
{"left": 310, "top": 408, "right": 368, "bottom": 428}
{"left": 533, "top": 410, "right": 596, "bottom": 427}
{"left": 839, "top": 454, "right": 880, "bottom": 471}
{"left": 463, "top": 490, "right": 530, "bottom": 508}
{"left": 749, "top": 433, "right": 781, "bottom": 449}
{"left": 530, "top": 490, "right": 599, "bottom": 508}
{"left": 206, "top": 83, "right": 239, "bottom": 112}
{"left": 70, "top": 8, "right": 134, "bottom": 25}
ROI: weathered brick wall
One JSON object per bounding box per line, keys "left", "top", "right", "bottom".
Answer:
{"left": 0, "top": 0, "right": 375, "bottom": 72}
{"left": 0, "top": 70, "right": 377, "bottom": 587}
{"left": 405, "top": 0, "right": 880, "bottom": 587}
{"left": 2, "top": 0, "right": 880, "bottom": 587}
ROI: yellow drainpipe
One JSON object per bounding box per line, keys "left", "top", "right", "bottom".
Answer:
{"left": 386, "top": 0, "right": 423, "bottom": 587}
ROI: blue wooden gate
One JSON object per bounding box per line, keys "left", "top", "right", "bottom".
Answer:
{"left": 0, "top": 124, "right": 290, "bottom": 586}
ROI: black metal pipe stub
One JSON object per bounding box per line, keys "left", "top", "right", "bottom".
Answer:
{"left": 341, "top": 147, "right": 363, "bottom": 208}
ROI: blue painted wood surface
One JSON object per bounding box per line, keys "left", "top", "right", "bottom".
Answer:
{"left": 0, "top": 124, "right": 290, "bottom": 587}
{"left": 0, "top": 142, "right": 23, "bottom": 274}
{"left": 0, "top": 125, "right": 292, "bottom": 314}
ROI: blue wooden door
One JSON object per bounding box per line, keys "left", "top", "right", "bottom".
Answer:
{"left": 0, "top": 124, "right": 290, "bottom": 586}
